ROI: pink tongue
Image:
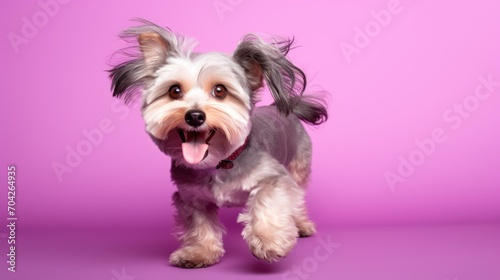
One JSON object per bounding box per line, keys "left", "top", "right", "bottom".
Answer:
{"left": 182, "top": 141, "right": 208, "bottom": 164}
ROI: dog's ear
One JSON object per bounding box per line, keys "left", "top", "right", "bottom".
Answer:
{"left": 108, "top": 19, "right": 190, "bottom": 103}
{"left": 233, "top": 35, "right": 306, "bottom": 116}
{"left": 137, "top": 32, "right": 170, "bottom": 71}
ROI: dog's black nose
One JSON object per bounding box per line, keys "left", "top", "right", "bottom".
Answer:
{"left": 185, "top": 109, "right": 206, "bottom": 127}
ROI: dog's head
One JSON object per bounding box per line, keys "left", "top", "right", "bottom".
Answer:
{"left": 109, "top": 19, "right": 309, "bottom": 169}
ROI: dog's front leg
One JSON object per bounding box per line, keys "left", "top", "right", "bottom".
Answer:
{"left": 238, "top": 175, "right": 303, "bottom": 262}
{"left": 169, "top": 191, "right": 225, "bottom": 268}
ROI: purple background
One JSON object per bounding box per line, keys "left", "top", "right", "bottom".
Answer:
{"left": 1, "top": 0, "right": 499, "bottom": 279}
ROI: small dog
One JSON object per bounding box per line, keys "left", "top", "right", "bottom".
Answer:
{"left": 109, "top": 19, "right": 328, "bottom": 268}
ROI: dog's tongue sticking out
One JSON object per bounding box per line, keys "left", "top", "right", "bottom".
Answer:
{"left": 181, "top": 131, "right": 209, "bottom": 164}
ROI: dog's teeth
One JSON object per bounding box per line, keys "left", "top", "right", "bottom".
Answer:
{"left": 177, "top": 129, "right": 186, "bottom": 143}
{"left": 205, "top": 130, "right": 216, "bottom": 144}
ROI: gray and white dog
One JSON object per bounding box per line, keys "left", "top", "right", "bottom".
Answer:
{"left": 109, "top": 19, "right": 328, "bottom": 268}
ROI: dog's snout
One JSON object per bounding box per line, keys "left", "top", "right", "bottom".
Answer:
{"left": 185, "top": 109, "right": 206, "bottom": 127}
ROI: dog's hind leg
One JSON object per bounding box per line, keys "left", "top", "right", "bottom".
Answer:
{"left": 287, "top": 134, "right": 317, "bottom": 237}
{"left": 287, "top": 134, "right": 312, "bottom": 188}
{"left": 294, "top": 203, "right": 317, "bottom": 237}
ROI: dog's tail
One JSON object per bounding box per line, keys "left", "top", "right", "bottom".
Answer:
{"left": 290, "top": 94, "right": 328, "bottom": 126}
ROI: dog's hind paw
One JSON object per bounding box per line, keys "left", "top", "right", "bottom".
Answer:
{"left": 297, "top": 219, "right": 316, "bottom": 237}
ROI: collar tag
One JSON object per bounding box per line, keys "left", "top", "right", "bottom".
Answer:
{"left": 216, "top": 137, "right": 249, "bottom": 170}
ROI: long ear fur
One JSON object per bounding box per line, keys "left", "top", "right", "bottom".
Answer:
{"left": 233, "top": 35, "right": 328, "bottom": 125}
{"left": 232, "top": 35, "right": 306, "bottom": 115}
{"left": 108, "top": 19, "right": 196, "bottom": 104}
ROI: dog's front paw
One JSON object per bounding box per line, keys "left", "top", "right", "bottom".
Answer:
{"left": 243, "top": 223, "right": 298, "bottom": 262}
{"left": 169, "top": 246, "right": 224, "bottom": 268}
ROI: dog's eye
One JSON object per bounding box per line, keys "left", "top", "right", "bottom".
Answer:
{"left": 212, "top": 84, "right": 228, "bottom": 99}
{"left": 168, "top": 85, "right": 183, "bottom": 99}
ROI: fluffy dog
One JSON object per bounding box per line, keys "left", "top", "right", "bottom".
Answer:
{"left": 109, "top": 19, "right": 328, "bottom": 268}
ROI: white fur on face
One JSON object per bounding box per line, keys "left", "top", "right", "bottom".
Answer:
{"left": 142, "top": 53, "right": 252, "bottom": 147}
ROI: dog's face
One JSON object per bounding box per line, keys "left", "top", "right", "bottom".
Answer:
{"left": 142, "top": 52, "right": 252, "bottom": 168}
{"left": 109, "top": 20, "right": 311, "bottom": 169}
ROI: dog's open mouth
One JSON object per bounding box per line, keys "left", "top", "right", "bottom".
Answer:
{"left": 177, "top": 129, "right": 216, "bottom": 164}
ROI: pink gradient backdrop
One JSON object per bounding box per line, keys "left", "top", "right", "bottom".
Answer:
{"left": 1, "top": 0, "right": 500, "bottom": 232}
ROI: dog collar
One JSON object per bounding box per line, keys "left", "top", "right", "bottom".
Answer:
{"left": 216, "top": 137, "right": 250, "bottom": 169}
